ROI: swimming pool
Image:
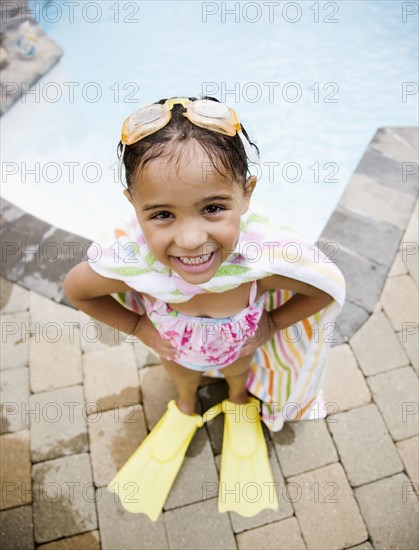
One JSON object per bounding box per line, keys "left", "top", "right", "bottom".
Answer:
{"left": 2, "top": 0, "right": 418, "bottom": 241}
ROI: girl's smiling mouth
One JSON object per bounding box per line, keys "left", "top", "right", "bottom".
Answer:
{"left": 171, "top": 250, "right": 218, "bottom": 273}
{"left": 178, "top": 252, "right": 212, "bottom": 265}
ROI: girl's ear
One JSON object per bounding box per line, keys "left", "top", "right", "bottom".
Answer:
{"left": 123, "top": 188, "right": 133, "bottom": 205}
{"left": 244, "top": 175, "right": 257, "bottom": 197}
{"left": 241, "top": 175, "right": 257, "bottom": 213}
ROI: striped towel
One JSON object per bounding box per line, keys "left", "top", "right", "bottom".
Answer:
{"left": 87, "top": 210, "right": 346, "bottom": 432}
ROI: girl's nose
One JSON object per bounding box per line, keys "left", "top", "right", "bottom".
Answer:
{"left": 174, "top": 220, "right": 208, "bottom": 251}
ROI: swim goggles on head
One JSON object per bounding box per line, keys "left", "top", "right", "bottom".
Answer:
{"left": 118, "top": 97, "right": 260, "bottom": 187}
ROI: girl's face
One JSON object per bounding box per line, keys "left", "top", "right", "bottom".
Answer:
{"left": 124, "top": 141, "right": 256, "bottom": 285}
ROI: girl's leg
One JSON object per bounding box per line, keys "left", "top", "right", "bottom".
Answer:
{"left": 159, "top": 353, "right": 255, "bottom": 413}
{"left": 160, "top": 357, "right": 203, "bottom": 415}
{"left": 220, "top": 353, "right": 255, "bottom": 404}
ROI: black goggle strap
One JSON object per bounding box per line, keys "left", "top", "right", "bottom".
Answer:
{"left": 238, "top": 130, "right": 260, "bottom": 165}
{"left": 118, "top": 142, "right": 127, "bottom": 189}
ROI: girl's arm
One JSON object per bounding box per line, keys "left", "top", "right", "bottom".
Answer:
{"left": 64, "top": 262, "right": 180, "bottom": 360}
{"left": 259, "top": 274, "right": 334, "bottom": 331}
{"left": 63, "top": 261, "right": 142, "bottom": 335}
{"left": 239, "top": 274, "right": 334, "bottom": 358}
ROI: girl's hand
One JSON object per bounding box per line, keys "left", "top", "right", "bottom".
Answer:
{"left": 238, "top": 309, "right": 277, "bottom": 358}
{"left": 133, "top": 314, "right": 180, "bottom": 361}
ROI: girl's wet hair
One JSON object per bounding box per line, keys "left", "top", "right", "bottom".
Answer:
{"left": 117, "top": 96, "right": 259, "bottom": 193}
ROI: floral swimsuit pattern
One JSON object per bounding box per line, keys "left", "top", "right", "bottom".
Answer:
{"left": 142, "top": 281, "right": 265, "bottom": 371}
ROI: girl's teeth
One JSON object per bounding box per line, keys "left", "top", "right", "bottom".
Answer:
{"left": 179, "top": 253, "right": 212, "bottom": 265}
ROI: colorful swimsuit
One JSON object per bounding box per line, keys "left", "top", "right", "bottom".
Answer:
{"left": 141, "top": 281, "right": 265, "bottom": 371}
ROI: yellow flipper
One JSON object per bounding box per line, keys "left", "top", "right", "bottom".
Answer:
{"left": 107, "top": 400, "right": 203, "bottom": 521}
{"left": 203, "top": 397, "right": 278, "bottom": 517}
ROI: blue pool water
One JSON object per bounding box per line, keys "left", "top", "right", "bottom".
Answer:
{"left": 2, "top": 0, "right": 418, "bottom": 241}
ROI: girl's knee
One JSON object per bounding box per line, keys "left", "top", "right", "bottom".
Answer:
{"left": 224, "top": 367, "right": 250, "bottom": 381}
{"left": 221, "top": 353, "right": 254, "bottom": 379}
{"left": 161, "top": 357, "right": 202, "bottom": 383}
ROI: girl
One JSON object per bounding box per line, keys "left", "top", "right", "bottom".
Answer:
{"left": 63, "top": 96, "right": 346, "bottom": 519}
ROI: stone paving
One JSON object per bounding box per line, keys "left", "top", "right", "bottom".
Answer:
{"left": 1, "top": 127, "right": 418, "bottom": 549}
{"left": 0, "top": 2, "right": 63, "bottom": 116}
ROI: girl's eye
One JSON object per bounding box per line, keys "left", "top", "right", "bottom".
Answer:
{"left": 204, "top": 205, "right": 224, "bottom": 215}
{"left": 153, "top": 211, "right": 173, "bottom": 220}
